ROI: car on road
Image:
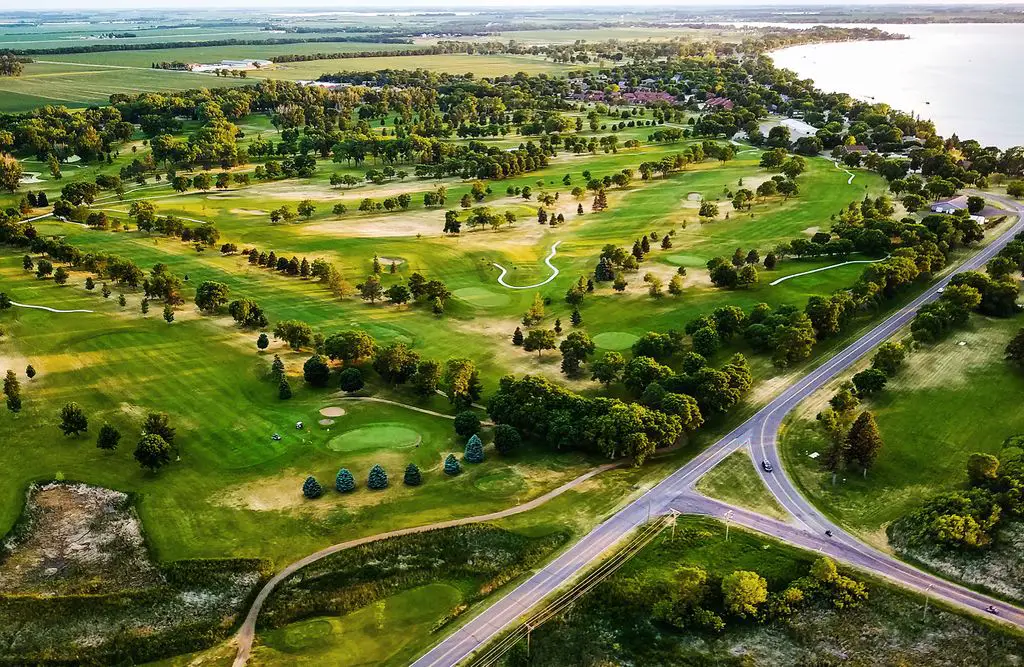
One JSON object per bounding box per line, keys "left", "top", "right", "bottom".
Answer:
{"left": 986, "top": 605, "right": 1000, "bottom": 615}
{"left": 761, "top": 460, "right": 773, "bottom": 473}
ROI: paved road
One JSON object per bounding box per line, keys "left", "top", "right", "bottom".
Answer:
{"left": 411, "top": 194, "right": 1024, "bottom": 667}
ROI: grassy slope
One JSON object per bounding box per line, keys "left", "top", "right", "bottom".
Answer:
{"left": 781, "top": 313, "right": 1024, "bottom": 543}
{"left": 695, "top": 449, "right": 790, "bottom": 521}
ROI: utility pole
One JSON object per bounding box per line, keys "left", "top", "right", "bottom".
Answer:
{"left": 923, "top": 584, "right": 933, "bottom": 621}
{"left": 670, "top": 510, "right": 680, "bottom": 541}
{"left": 724, "top": 509, "right": 734, "bottom": 542}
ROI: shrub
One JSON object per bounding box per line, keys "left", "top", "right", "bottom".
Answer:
{"left": 444, "top": 453, "right": 461, "bottom": 476}
{"left": 404, "top": 463, "right": 422, "bottom": 486}
{"left": 367, "top": 464, "right": 388, "bottom": 489}
{"left": 454, "top": 410, "right": 481, "bottom": 437}
{"left": 464, "top": 434, "right": 484, "bottom": 463}
{"left": 338, "top": 367, "right": 364, "bottom": 392}
{"left": 493, "top": 424, "right": 521, "bottom": 456}
{"left": 335, "top": 468, "right": 356, "bottom": 492}
{"left": 303, "top": 476, "right": 324, "bottom": 499}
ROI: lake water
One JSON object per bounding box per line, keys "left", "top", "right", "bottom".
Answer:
{"left": 769, "top": 23, "right": 1024, "bottom": 149}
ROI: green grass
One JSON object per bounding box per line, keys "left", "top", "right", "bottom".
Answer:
{"left": 592, "top": 331, "right": 639, "bottom": 350}
{"left": 781, "top": 314, "right": 1024, "bottom": 543}
{"left": 695, "top": 450, "right": 790, "bottom": 521}
{"left": 258, "top": 54, "right": 580, "bottom": 80}
{"left": 255, "top": 583, "right": 462, "bottom": 666}
{"left": 325, "top": 423, "right": 421, "bottom": 452}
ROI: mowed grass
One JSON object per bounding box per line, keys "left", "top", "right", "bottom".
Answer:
{"left": 781, "top": 314, "right": 1024, "bottom": 543}
{"left": 0, "top": 62, "right": 250, "bottom": 112}
{"left": 253, "top": 583, "right": 463, "bottom": 666}
{"left": 260, "top": 53, "right": 582, "bottom": 80}
{"left": 695, "top": 450, "right": 790, "bottom": 521}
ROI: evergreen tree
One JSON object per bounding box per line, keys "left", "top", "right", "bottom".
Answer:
{"left": 59, "top": 402, "right": 88, "bottom": 436}
{"left": 444, "top": 453, "right": 462, "bottom": 476}
{"left": 847, "top": 411, "right": 883, "bottom": 476}
{"left": 403, "top": 463, "right": 422, "bottom": 486}
{"left": 367, "top": 464, "right": 389, "bottom": 489}
{"left": 96, "top": 423, "right": 121, "bottom": 450}
{"left": 118, "top": 293, "right": 126, "bottom": 308}
{"left": 494, "top": 424, "right": 521, "bottom": 456}
{"left": 102, "top": 283, "right": 111, "bottom": 298}
{"left": 570, "top": 308, "right": 583, "bottom": 326}
{"left": 302, "top": 476, "right": 324, "bottom": 499}
{"left": 464, "top": 434, "right": 485, "bottom": 463}
{"left": 257, "top": 333, "right": 269, "bottom": 351}
{"left": 271, "top": 354, "right": 285, "bottom": 378}
{"left": 25, "top": 365, "right": 35, "bottom": 379}
{"left": 577, "top": 203, "right": 584, "bottom": 215}
{"left": 140, "top": 298, "right": 149, "bottom": 315}
{"left": 554, "top": 318, "right": 562, "bottom": 334}
{"left": 163, "top": 304, "right": 175, "bottom": 324}
{"left": 335, "top": 468, "right": 356, "bottom": 492}
{"left": 84, "top": 276, "right": 95, "bottom": 290}
{"left": 278, "top": 376, "right": 292, "bottom": 400}
{"left": 4, "top": 369, "right": 21, "bottom": 413}
{"left": 512, "top": 326, "right": 524, "bottom": 346}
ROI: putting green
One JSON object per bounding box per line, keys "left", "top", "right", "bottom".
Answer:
{"left": 453, "top": 286, "right": 511, "bottom": 308}
{"left": 473, "top": 469, "right": 527, "bottom": 497}
{"left": 326, "top": 423, "right": 421, "bottom": 452}
{"left": 665, "top": 253, "right": 706, "bottom": 267}
{"left": 592, "top": 331, "right": 639, "bottom": 351}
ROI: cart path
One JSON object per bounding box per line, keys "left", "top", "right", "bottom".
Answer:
{"left": 493, "top": 241, "right": 562, "bottom": 289}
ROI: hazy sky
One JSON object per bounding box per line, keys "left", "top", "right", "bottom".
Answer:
{"left": 5, "top": 0, "right": 1024, "bottom": 10}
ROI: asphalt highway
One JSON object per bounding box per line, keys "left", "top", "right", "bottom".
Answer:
{"left": 411, "top": 193, "right": 1024, "bottom": 667}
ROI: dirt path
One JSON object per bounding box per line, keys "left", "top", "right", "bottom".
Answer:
{"left": 493, "top": 241, "right": 562, "bottom": 289}
{"left": 229, "top": 459, "right": 623, "bottom": 667}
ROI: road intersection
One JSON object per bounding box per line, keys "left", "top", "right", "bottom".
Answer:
{"left": 411, "top": 193, "right": 1024, "bottom": 667}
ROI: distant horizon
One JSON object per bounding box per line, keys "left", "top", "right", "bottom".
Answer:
{"left": 4, "top": 0, "right": 1024, "bottom": 14}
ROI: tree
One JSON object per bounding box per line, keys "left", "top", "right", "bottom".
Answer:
{"left": 559, "top": 330, "right": 595, "bottom": 376}
{"left": 967, "top": 195, "right": 986, "bottom": 214}
{"left": 871, "top": 341, "right": 906, "bottom": 377}
{"left": 967, "top": 452, "right": 1000, "bottom": 484}
{"left": 303, "top": 354, "right": 331, "bottom": 387}
{"left": 302, "top": 476, "right": 324, "bottom": 499}
{"left": 512, "top": 327, "right": 524, "bottom": 346}
{"left": 131, "top": 434, "right": 168, "bottom": 474}
{"left": 591, "top": 351, "right": 625, "bottom": 385}
{"left": 325, "top": 330, "right": 376, "bottom": 364}
{"left": 271, "top": 354, "right": 285, "bottom": 379}
{"left": 404, "top": 463, "right": 422, "bottom": 486}
{"left": 570, "top": 308, "right": 583, "bottom": 326}
{"left": 691, "top": 327, "right": 720, "bottom": 357}
{"left": 385, "top": 284, "right": 411, "bottom": 306}
{"left": 852, "top": 368, "right": 887, "bottom": 395}
{"left": 25, "top": 365, "right": 35, "bottom": 380}
{"left": 53, "top": 267, "right": 69, "bottom": 285}
{"left": 442, "top": 358, "right": 483, "bottom": 408}
{"left": 454, "top": 410, "right": 481, "bottom": 438}
{"left": 4, "top": 369, "right": 21, "bottom": 413}
{"left": 847, "top": 411, "right": 883, "bottom": 475}
{"left": 257, "top": 333, "right": 269, "bottom": 351}
{"left": 721, "top": 570, "right": 768, "bottom": 618}
{"left": 464, "top": 434, "right": 485, "bottom": 463}
{"left": 59, "top": 402, "right": 88, "bottom": 436}
{"left": 411, "top": 359, "right": 442, "bottom": 397}
{"left": 338, "top": 366, "right": 364, "bottom": 392}
{"left": 141, "top": 298, "right": 150, "bottom": 315}
{"left": 143, "top": 412, "right": 176, "bottom": 445}
{"left": 358, "top": 274, "right": 384, "bottom": 303}
{"left": 698, "top": 201, "right": 719, "bottom": 220}
{"left": 297, "top": 199, "right": 316, "bottom": 219}
{"left": 335, "top": 468, "right": 356, "bottom": 492}
{"left": 95, "top": 423, "right": 121, "bottom": 450}
{"left": 373, "top": 342, "right": 419, "bottom": 384}
{"left": 523, "top": 329, "right": 557, "bottom": 357}
{"left": 278, "top": 376, "right": 292, "bottom": 400}
{"left": 162, "top": 304, "right": 175, "bottom": 324}
{"left": 444, "top": 453, "right": 461, "bottom": 476}
{"left": 0, "top": 153, "right": 23, "bottom": 192}
{"left": 274, "top": 320, "right": 314, "bottom": 350}
{"left": 1006, "top": 328, "right": 1024, "bottom": 366}
{"left": 195, "top": 281, "right": 230, "bottom": 312}
{"left": 367, "top": 464, "right": 388, "bottom": 489}
{"left": 494, "top": 424, "right": 521, "bottom": 456}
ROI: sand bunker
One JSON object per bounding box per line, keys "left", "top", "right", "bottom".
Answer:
{"left": 686, "top": 192, "right": 702, "bottom": 201}
{"left": 319, "top": 407, "right": 346, "bottom": 418}
{"left": 378, "top": 257, "right": 406, "bottom": 265}
{"left": 231, "top": 208, "right": 268, "bottom": 216}
{"left": 318, "top": 418, "right": 335, "bottom": 426}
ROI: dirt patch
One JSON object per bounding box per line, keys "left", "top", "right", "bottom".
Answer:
{"left": 0, "top": 483, "right": 163, "bottom": 595}
{"left": 230, "top": 208, "right": 268, "bottom": 216}
{"left": 802, "top": 226, "right": 820, "bottom": 236}
{"left": 887, "top": 325, "right": 1007, "bottom": 392}
{"left": 319, "top": 407, "right": 346, "bottom": 418}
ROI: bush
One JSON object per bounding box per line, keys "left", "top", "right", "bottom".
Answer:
{"left": 444, "top": 453, "right": 461, "bottom": 476}
{"left": 493, "top": 424, "right": 521, "bottom": 456}
{"left": 335, "top": 468, "right": 356, "bottom": 493}
{"left": 302, "top": 354, "right": 331, "bottom": 387}
{"left": 303, "top": 476, "right": 324, "bottom": 499}
{"left": 367, "top": 464, "right": 388, "bottom": 489}
{"left": 404, "top": 463, "right": 422, "bottom": 486}
{"left": 454, "top": 410, "right": 481, "bottom": 437}
{"left": 338, "top": 367, "right": 364, "bottom": 392}
{"left": 464, "top": 434, "right": 485, "bottom": 463}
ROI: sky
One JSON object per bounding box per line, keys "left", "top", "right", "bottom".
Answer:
{"left": 5, "top": 0, "right": 1024, "bottom": 10}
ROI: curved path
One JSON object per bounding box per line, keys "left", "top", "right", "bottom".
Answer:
{"left": 493, "top": 241, "right": 562, "bottom": 289}
{"left": 410, "top": 193, "right": 1024, "bottom": 667}
{"left": 768, "top": 255, "right": 888, "bottom": 286}
{"left": 833, "top": 159, "right": 857, "bottom": 185}
{"left": 334, "top": 395, "right": 494, "bottom": 425}
{"left": 229, "top": 460, "right": 621, "bottom": 667}
{"left": 10, "top": 300, "right": 94, "bottom": 314}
